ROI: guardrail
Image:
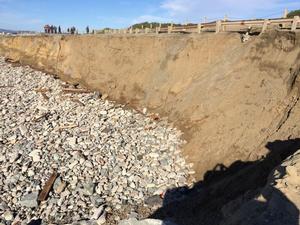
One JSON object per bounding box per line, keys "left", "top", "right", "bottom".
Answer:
{"left": 104, "top": 16, "right": 300, "bottom": 35}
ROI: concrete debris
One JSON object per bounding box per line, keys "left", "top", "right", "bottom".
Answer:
{"left": 91, "top": 205, "right": 106, "bottom": 220}
{"left": 53, "top": 177, "right": 67, "bottom": 194}
{"left": 2, "top": 211, "right": 14, "bottom": 221}
{"left": 19, "top": 192, "right": 39, "bottom": 208}
{"left": 0, "top": 57, "right": 193, "bottom": 224}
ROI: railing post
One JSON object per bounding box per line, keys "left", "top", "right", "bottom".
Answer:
{"left": 222, "top": 23, "right": 226, "bottom": 32}
{"left": 168, "top": 24, "right": 173, "bottom": 34}
{"left": 261, "top": 19, "right": 269, "bottom": 34}
{"left": 224, "top": 14, "right": 228, "bottom": 21}
{"left": 291, "top": 16, "right": 299, "bottom": 31}
{"left": 198, "top": 23, "right": 202, "bottom": 33}
{"left": 283, "top": 8, "right": 288, "bottom": 18}
{"left": 216, "top": 20, "right": 222, "bottom": 33}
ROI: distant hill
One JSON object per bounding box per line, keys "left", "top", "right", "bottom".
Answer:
{"left": 0, "top": 28, "right": 36, "bottom": 34}
{"left": 0, "top": 28, "right": 17, "bottom": 34}
{"left": 287, "top": 9, "right": 300, "bottom": 18}
{"left": 131, "top": 22, "right": 197, "bottom": 29}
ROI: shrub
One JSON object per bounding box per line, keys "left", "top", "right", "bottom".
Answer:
{"left": 130, "top": 22, "right": 197, "bottom": 29}
{"left": 287, "top": 10, "right": 300, "bottom": 18}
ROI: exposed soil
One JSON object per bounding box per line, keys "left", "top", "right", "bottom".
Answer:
{"left": 1, "top": 31, "right": 300, "bottom": 224}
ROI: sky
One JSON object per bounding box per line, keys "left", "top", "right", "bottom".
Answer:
{"left": 0, "top": 0, "right": 300, "bottom": 32}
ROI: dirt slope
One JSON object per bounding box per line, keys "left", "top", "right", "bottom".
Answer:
{"left": 221, "top": 148, "right": 300, "bottom": 225}
{"left": 1, "top": 31, "right": 300, "bottom": 180}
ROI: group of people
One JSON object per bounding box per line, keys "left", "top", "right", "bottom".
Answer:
{"left": 67, "top": 27, "right": 77, "bottom": 34}
{"left": 44, "top": 25, "right": 61, "bottom": 34}
{"left": 44, "top": 25, "right": 92, "bottom": 35}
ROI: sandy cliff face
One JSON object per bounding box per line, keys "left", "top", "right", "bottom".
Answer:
{"left": 221, "top": 148, "right": 300, "bottom": 225}
{"left": 1, "top": 31, "right": 300, "bottom": 180}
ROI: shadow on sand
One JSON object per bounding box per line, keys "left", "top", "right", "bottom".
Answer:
{"left": 150, "top": 138, "right": 300, "bottom": 225}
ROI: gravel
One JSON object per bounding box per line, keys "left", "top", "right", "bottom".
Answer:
{"left": 0, "top": 57, "right": 194, "bottom": 224}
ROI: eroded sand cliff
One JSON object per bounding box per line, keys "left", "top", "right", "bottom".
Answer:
{"left": 1, "top": 31, "right": 300, "bottom": 181}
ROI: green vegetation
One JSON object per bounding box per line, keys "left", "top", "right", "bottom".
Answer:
{"left": 94, "top": 21, "right": 198, "bottom": 33}
{"left": 131, "top": 22, "right": 160, "bottom": 29}
{"left": 287, "top": 10, "right": 300, "bottom": 18}
{"left": 131, "top": 22, "right": 196, "bottom": 29}
{"left": 95, "top": 28, "right": 112, "bottom": 34}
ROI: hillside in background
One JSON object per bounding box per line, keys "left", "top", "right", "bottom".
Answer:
{"left": 287, "top": 9, "right": 300, "bottom": 18}
{"left": 131, "top": 22, "right": 197, "bottom": 29}
{"left": 0, "top": 28, "right": 17, "bottom": 34}
{"left": 0, "top": 28, "right": 36, "bottom": 34}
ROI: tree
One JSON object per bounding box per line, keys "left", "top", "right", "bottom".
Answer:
{"left": 130, "top": 22, "right": 191, "bottom": 29}
{"left": 58, "top": 26, "right": 61, "bottom": 34}
{"left": 86, "top": 26, "right": 90, "bottom": 34}
{"left": 287, "top": 10, "right": 300, "bottom": 18}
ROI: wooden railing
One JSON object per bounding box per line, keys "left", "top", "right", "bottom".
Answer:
{"left": 104, "top": 16, "right": 300, "bottom": 35}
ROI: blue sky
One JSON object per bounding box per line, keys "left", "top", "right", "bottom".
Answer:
{"left": 1, "top": 0, "right": 300, "bottom": 32}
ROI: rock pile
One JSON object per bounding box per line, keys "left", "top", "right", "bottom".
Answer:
{"left": 0, "top": 57, "right": 194, "bottom": 224}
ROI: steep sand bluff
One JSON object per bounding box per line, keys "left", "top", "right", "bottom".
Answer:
{"left": 1, "top": 31, "right": 300, "bottom": 179}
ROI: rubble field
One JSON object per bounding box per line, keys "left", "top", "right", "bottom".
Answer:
{"left": 0, "top": 58, "right": 194, "bottom": 225}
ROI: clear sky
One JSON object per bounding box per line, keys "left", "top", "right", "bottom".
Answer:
{"left": 1, "top": 0, "right": 300, "bottom": 32}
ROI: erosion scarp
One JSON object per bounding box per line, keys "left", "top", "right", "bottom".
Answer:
{"left": 1, "top": 31, "right": 300, "bottom": 224}
{"left": 1, "top": 31, "right": 300, "bottom": 180}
